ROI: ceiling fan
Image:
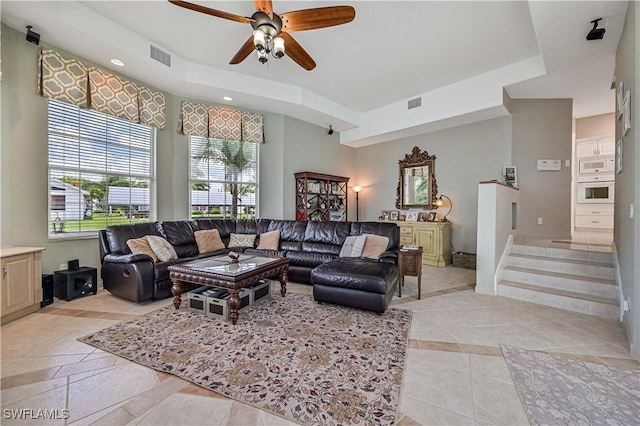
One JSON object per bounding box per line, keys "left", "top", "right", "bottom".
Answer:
{"left": 168, "top": 0, "right": 356, "bottom": 71}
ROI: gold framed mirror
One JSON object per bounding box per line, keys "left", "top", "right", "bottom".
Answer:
{"left": 396, "top": 146, "right": 438, "bottom": 210}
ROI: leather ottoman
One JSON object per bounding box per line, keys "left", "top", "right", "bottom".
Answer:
{"left": 311, "top": 258, "right": 398, "bottom": 313}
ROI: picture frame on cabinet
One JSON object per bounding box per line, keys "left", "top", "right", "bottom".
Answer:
{"left": 406, "top": 212, "right": 419, "bottom": 222}
{"left": 419, "top": 212, "right": 428, "bottom": 222}
{"left": 503, "top": 166, "right": 518, "bottom": 188}
{"left": 390, "top": 210, "right": 399, "bottom": 221}
{"left": 617, "top": 81, "right": 624, "bottom": 120}
{"left": 427, "top": 212, "right": 437, "bottom": 222}
{"left": 616, "top": 139, "right": 623, "bottom": 174}
{"left": 623, "top": 90, "right": 631, "bottom": 136}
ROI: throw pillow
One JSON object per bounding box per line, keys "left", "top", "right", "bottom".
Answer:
{"left": 126, "top": 236, "right": 158, "bottom": 262}
{"left": 361, "top": 234, "right": 390, "bottom": 260}
{"left": 194, "top": 229, "right": 225, "bottom": 254}
{"left": 228, "top": 233, "right": 256, "bottom": 248}
{"left": 257, "top": 230, "right": 280, "bottom": 250}
{"left": 147, "top": 235, "right": 178, "bottom": 262}
{"left": 339, "top": 235, "right": 367, "bottom": 257}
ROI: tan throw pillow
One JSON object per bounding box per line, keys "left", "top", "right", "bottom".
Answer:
{"left": 228, "top": 233, "right": 256, "bottom": 248}
{"left": 126, "top": 236, "right": 158, "bottom": 262}
{"left": 194, "top": 229, "right": 225, "bottom": 254}
{"left": 147, "top": 235, "right": 178, "bottom": 262}
{"left": 361, "top": 234, "right": 390, "bottom": 260}
{"left": 257, "top": 230, "right": 280, "bottom": 250}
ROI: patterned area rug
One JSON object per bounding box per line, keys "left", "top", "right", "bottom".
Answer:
{"left": 79, "top": 293, "right": 411, "bottom": 425}
{"left": 501, "top": 345, "right": 640, "bottom": 425}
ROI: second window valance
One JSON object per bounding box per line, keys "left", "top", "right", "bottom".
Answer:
{"left": 178, "top": 101, "right": 265, "bottom": 143}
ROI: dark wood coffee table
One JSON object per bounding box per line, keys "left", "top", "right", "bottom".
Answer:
{"left": 168, "top": 255, "right": 289, "bottom": 324}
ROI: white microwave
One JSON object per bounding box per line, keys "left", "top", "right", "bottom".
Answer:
{"left": 579, "top": 158, "right": 615, "bottom": 174}
{"left": 577, "top": 179, "right": 615, "bottom": 204}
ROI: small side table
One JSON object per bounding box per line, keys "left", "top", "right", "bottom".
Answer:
{"left": 398, "top": 247, "right": 423, "bottom": 299}
{"left": 54, "top": 267, "right": 98, "bottom": 301}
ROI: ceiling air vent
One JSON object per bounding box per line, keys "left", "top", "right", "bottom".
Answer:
{"left": 408, "top": 97, "right": 422, "bottom": 110}
{"left": 150, "top": 45, "right": 171, "bottom": 67}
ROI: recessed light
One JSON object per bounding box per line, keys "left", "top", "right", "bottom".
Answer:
{"left": 223, "top": 96, "right": 233, "bottom": 101}
{"left": 110, "top": 59, "right": 125, "bottom": 67}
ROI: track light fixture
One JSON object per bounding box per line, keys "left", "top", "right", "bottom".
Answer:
{"left": 25, "top": 25, "right": 40, "bottom": 45}
{"left": 328, "top": 125, "right": 334, "bottom": 135}
{"left": 586, "top": 18, "right": 606, "bottom": 41}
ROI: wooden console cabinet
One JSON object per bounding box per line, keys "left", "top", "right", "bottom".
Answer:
{"left": 1, "top": 246, "right": 45, "bottom": 324}
{"left": 386, "top": 221, "right": 451, "bottom": 267}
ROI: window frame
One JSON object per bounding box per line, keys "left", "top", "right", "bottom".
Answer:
{"left": 188, "top": 136, "right": 259, "bottom": 220}
{"left": 47, "top": 100, "right": 157, "bottom": 240}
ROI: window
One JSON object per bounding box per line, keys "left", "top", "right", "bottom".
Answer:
{"left": 189, "top": 137, "right": 258, "bottom": 219}
{"left": 48, "top": 100, "right": 156, "bottom": 237}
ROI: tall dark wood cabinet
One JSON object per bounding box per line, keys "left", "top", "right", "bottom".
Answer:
{"left": 295, "top": 172, "right": 349, "bottom": 221}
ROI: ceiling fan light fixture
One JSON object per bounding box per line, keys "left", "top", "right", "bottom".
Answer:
{"left": 257, "top": 49, "right": 268, "bottom": 64}
{"left": 273, "top": 37, "right": 285, "bottom": 58}
{"left": 253, "top": 30, "right": 266, "bottom": 52}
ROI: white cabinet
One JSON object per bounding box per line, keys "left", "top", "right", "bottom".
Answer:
{"left": 387, "top": 221, "right": 452, "bottom": 267}
{"left": 1, "top": 247, "right": 45, "bottom": 324}
{"left": 576, "top": 137, "right": 615, "bottom": 158}
{"left": 575, "top": 205, "right": 614, "bottom": 229}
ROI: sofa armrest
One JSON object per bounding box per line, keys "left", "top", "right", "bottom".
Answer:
{"left": 102, "top": 255, "right": 155, "bottom": 302}
{"left": 377, "top": 249, "right": 398, "bottom": 264}
{"left": 104, "top": 253, "right": 154, "bottom": 263}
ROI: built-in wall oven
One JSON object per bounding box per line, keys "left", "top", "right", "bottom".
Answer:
{"left": 577, "top": 175, "right": 615, "bottom": 204}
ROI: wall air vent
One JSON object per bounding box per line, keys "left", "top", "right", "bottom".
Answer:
{"left": 408, "top": 97, "right": 422, "bottom": 110}
{"left": 150, "top": 45, "right": 171, "bottom": 67}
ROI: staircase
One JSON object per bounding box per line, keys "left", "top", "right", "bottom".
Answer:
{"left": 497, "top": 242, "right": 619, "bottom": 320}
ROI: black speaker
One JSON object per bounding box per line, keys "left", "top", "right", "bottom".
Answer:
{"left": 68, "top": 259, "right": 80, "bottom": 271}
{"left": 41, "top": 274, "right": 54, "bottom": 307}
{"left": 54, "top": 267, "right": 97, "bottom": 301}
{"left": 25, "top": 26, "right": 40, "bottom": 45}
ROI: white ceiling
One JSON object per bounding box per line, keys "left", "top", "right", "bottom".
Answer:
{"left": 1, "top": 1, "right": 629, "bottom": 146}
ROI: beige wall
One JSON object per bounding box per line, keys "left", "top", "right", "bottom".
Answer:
{"left": 576, "top": 113, "right": 615, "bottom": 139}
{"left": 282, "top": 116, "right": 357, "bottom": 220}
{"left": 510, "top": 99, "right": 573, "bottom": 237}
{"left": 614, "top": 0, "right": 639, "bottom": 360}
{"left": 354, "top": 117, "right": 512, "bottom": 253}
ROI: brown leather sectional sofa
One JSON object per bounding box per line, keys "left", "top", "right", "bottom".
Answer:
{"left": 99, "top": 219, "right": 399, "bottom": 312}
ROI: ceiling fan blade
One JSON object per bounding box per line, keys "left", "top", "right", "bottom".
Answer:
{"left": 281, "top": 32, "right": 316, "bottom": 71}
{"left": 280, "top": 6, "right": 355, "bottom": 31}
{"left": 168, "top": 0, "right": 254, "bottom": 24}
{"left": 229, "top": 36, "right": 256, "bottom": 65}
{"left": 254, "top": 0, "right": 273, "bottom": 19}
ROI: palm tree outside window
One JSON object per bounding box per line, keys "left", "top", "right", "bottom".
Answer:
{"left": 190, "top": 137, "right": 258, "bottom": 219}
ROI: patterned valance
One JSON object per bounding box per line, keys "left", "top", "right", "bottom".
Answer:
{"left": 38, "top": 50, "right": 88, "bottom": 108}
{"left": 38, "top": 49, "right": 166, "bottom": 129}
{"left": 89, "top": 68, "right": 139, "bottom": 122}
{"left": 178, "top": 101, "right": 265, "bottom": 143}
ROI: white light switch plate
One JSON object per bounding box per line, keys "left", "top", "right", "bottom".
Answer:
{"left": 630, "top": 204, "right": 635, "bottom": 219}
{"left": 565, "top": 160, "right": 571, "bottom": 167}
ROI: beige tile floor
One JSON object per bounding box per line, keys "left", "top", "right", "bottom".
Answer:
{"left": 2, "top": 263, "right": 637, "bottom": 425}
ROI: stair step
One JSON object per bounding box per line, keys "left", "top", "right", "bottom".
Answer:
{"left": 502, "top": 266, "right": 617, "bottom": 299}
{"left": 506, "top": 253, "right": 614, "bottom": 280}
{"left": 498, "top": 280, "right": 618, "bottom": 320}
{"left": 503, "top": 265, "right": 615, "bottom": 285}
{"left": 511, "top": 243, "right": 612, "bottom": 263}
